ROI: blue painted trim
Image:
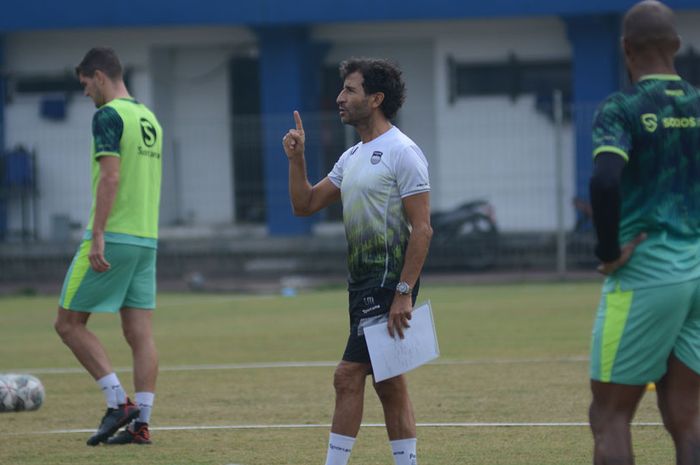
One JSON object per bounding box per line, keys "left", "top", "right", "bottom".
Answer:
{"left": 257, "top": 26, "right": 326, "bottom": 235}
{"left": 565, "top": 15, "right": 622, "bottom": 204}
{"left": 0, "top": 34, "right": 4, "bottom": 155}
{"left": 2, "top": 0, "right": 698, "bottom": 31}
{"left": 0, "top": 34, "right": 5, "bottom": 240}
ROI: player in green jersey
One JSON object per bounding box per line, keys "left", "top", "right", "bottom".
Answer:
{"left": 588, "top": 2, "right": 700, "bottom": 464}
{"left": 53, "top": 48, "right": 162, "bottom": 446}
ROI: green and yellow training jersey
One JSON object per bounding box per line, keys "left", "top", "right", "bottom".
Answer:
{"left": 87, "top": 98, "right": 162, "bottom": 248}
{"left": 592, "top": 75, "right": 700, "bottom": 290}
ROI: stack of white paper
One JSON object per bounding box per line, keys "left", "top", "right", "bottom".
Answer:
{"left": 364, "top": 301, "right": 440, "bottom": 382}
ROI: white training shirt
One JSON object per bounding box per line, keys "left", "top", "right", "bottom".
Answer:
{"left": 328, "top": 126, "right": 430, "bottom": 290}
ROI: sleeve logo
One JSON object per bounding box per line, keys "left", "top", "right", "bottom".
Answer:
{"left": 641, "top": 113, "right": 658, "bottom": 133}
{"left": 140, "top": 118, "right": 158, "bottom": 147}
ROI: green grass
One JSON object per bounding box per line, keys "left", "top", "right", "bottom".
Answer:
{"left": 0, "top": 282, "right": 675, "bottom": 464}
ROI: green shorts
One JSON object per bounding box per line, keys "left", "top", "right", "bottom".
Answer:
{"left": 59, "top": 241, "right": 157, "bottom": 313}
{"left": 590, "top": 277, "right": 700, "bottom": 385}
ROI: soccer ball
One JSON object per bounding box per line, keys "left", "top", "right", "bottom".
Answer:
{"left": 10, "top": 374, "right": 45, "bottom": 411}
{"left": 0, "top": 376, "right": 18, "bottom": 412}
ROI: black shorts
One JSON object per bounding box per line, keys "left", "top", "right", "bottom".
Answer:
{"left": 342, "top": 283, "right": 420, "bottom": 364}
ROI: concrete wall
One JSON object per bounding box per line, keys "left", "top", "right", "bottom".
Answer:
{"left": 3, "top": 12, "right": 700, "bottom": 238}
{"left": 4, "top": 27, "right": 253, "bottom": 239}
{"left": 318, "top": 18, "right": 576, "bottom": 231}
{"left": 433, "top": 18, "right": 575, "bottom": 231}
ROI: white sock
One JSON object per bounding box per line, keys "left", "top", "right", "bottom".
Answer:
{"left": 135, "top": 392, "right": 155, "bottom": 424}
{"left": 324, "top": 432, "right": 356, "bottom": 465}
{"left": 97, "top": 373, "right": 126, "bottom": 409}
{"left": 391, "top": 438, "right": 417, "bottom": 465}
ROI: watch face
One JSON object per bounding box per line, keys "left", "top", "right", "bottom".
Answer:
{"left": 397, "top": 282, "right": 410, "bottom": 294}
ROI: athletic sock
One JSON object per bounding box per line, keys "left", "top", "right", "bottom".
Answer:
{"left": 390, "top": 438, "right": 417, "bottom": 465}
{"left": 324, "top": 432, "right": 356, "bottom": 465}
{"left": 135, "top": 392, "right": 155, "bottom": 424}
{"left": 97, "top": 373, "right": 126, "bottom": 409}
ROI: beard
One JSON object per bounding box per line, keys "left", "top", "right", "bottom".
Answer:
{"left": 340, "top": 104, "right": 371, "bottom": 127}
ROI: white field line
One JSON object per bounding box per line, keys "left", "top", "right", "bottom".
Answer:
{"left": 159, "top": 295, "right": 277, "bottom": 307}
{"left": 17, "top": 421, "right": 663, "bottom": 436}
{"left": 7, "top": 356, "right": 588, "bottom": 376}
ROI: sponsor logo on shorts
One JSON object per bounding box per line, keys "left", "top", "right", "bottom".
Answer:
{"left": 361, "top": 304, "right": 381, "bottom": 314}
{"left": 360, "top": 295, "right": 381, "bottom": 314}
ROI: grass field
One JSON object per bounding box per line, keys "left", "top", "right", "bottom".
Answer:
{"left": 0, "top": 282, "right": 675, "bottom": 465}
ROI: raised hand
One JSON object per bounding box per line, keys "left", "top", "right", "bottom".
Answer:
{"left": 282, "top": 111, "right": 305, "bottom": 160}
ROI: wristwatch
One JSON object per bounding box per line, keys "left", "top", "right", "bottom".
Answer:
{"left": 396, "top": 281, "right": 412, "bottom": 295}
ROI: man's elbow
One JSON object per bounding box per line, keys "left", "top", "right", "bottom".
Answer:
{"left": 292, "top": 207, "right": 312, "bottom": 217}
{"left": 101, "top": 173, "right": 120, "bottom": 186}
{"left": 589, "top": 173, "right": 618, "bottom": 196}
{"left": 291, "top": 203, "right": 313, "bottom": 217}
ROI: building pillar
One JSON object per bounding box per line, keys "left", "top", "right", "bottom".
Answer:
{"left": 256, "top": 26, "right": 326, "bottom": 236}
{"left": 0, "top": 34, "right": 5, "bottom": 154}
{"left": 0, "top": 35, "right": 6, "bottom": 241}
{"left": 565, "top": 15, "right": 622, "bottom": 203}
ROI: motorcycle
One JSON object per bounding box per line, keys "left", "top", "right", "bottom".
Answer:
{"left": 428, "top": 199, "right": 499, "bottom": 271}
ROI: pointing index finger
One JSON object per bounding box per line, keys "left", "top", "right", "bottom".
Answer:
{"left": 294, "top": 110, "right": 304, "bottom": 132}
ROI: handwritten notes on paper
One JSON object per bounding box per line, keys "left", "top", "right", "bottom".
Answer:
{"left": 364, "top": 301, "right": 440, "bottom": 382}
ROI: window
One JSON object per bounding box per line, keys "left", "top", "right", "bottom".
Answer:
{"left": 448, "top": 54, "right": 572, "bottom": 121}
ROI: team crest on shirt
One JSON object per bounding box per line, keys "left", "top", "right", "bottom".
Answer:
{"left": 371, "top": 151, "right": 383, "bottom": 165}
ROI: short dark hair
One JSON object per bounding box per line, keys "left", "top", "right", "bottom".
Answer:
{"left": 339, "top": 58, "right": 406, "bottom": 120}
{"left": 75, "top": 47, "right": 123, "bottom": 80}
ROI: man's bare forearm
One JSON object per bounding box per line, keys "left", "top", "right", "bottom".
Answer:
{"left": 92, "top": 173, "right": 119, "bottom": 235}
{"left": 399, "top": 223, "right": 432, "bottom": 287}
{"left": 288, "top": 156, "right": 313, "bottom": 216}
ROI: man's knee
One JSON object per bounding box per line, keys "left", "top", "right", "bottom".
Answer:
{"left": 588, "top": 401, "right": 605, "bottom": 434}
{"left": 657, "top": 357, "right": 700, "bottom": 437}
{"left": 659, "top": 395, "right": 699, "bottom": 437}
{"left": 54, "top": 317, "right": 71, "bottom": 340}
{"left": 54, "top": 310, "right": 85, "bottom": 341}
{"left": 121, "top": 323, "right": 138, "bottom": 346}
{"left": 121, "top": 324, "right": 153, "bottom": 349}
{"left": 373, "top": 376, "right": 406, "bottom": 403}
{"left": 588, "top": 399, "right": 632, "bottom": 435}
{"left": 120, "top": 309, "right": 154, "bottom": 348}
{"left": 333, "top": 363, "right": 366, "bottom": 396}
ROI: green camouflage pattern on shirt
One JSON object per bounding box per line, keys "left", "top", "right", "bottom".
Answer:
{"left": 92, "top": 106, "right": 123, "bottom": 156}
{"left": 344, "top": 191, "right": 409, "bottom": 289}
{"left": 592, "top": 76, "right": 700, "bottom": 290}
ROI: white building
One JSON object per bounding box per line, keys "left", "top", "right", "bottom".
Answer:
{"left": 2, "top": 1, "right": 699, "bottom": 240}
